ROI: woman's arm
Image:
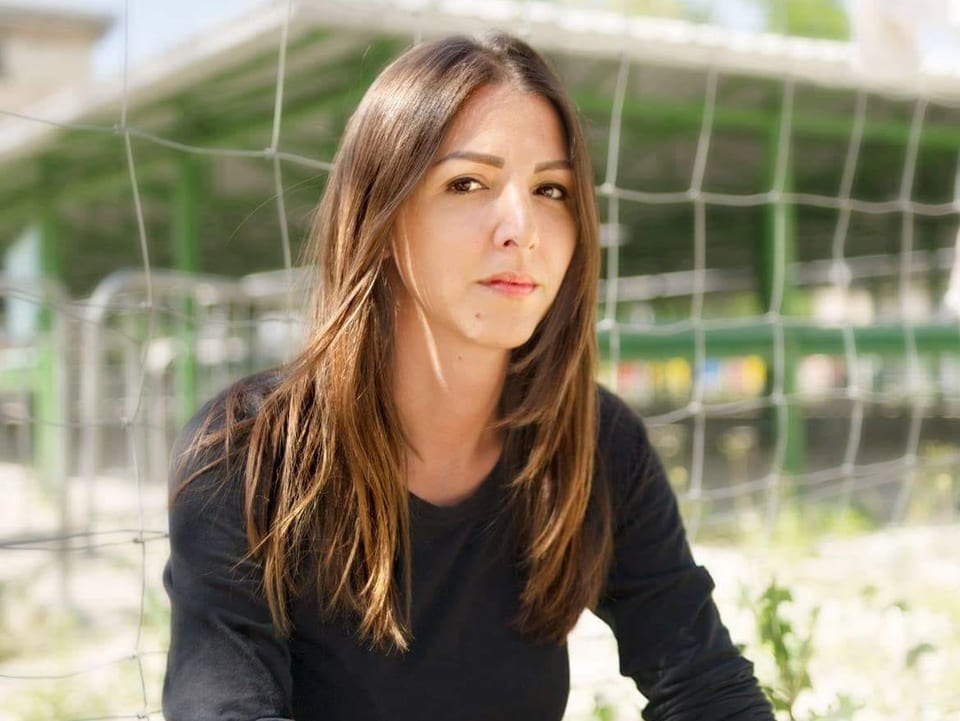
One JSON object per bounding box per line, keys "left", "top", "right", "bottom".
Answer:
{"left": 163, "top": 394, "right": 294, "bottom": 721}
{"left": 594, "top": 389, "right": 773, "bottom": 721}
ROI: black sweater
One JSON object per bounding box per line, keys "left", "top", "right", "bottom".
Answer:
{"left": 162, "top": 372, "right": 773, "bottom": 721}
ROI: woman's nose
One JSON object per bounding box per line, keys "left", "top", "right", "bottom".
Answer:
{"left": 492, "top": 184, "right": 538, "bottom": 251}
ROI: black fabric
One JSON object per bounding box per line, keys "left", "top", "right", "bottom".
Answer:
{"left": 162, "top": 372, "right": 773, "bottom": 721}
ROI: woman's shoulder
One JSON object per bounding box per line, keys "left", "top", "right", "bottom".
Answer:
{"left": 594, "top": 384, "right": 662, "bottom": 494}
{"left": 169, "top": 367, "right": 285, "bottom": 495}
{"left": 177, "top": 366, "right": 282, "bottom": 440}
{"left": 166, "top": 370, "right": 286, "bottom": 582}
{"left": 595, "top": 384, "right": 651, "bottom": 452}
{"left": 185, "top": 367, "right": 284, "bottom": 436}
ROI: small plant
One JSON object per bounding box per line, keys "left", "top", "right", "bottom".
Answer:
{"left": 591, "top": 693, "right": 618, "bottom": 721}
{"left": 0, "top": 580, "right": 14, "bottom": 661}
{"left": 744, "top": 579, "right": 859, "bottom": 721}
{"left": 754, "top": 581, "right": 817, "bottom": 719}
{"left": 140, "top": 584, "right": 171, "bottom": 636}
{"left": 808, "top": 694, "right": 859, "bottom": 721}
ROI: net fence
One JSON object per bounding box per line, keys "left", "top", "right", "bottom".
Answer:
{"left": 0, "top": 1, "right": 958, "bottom": 719}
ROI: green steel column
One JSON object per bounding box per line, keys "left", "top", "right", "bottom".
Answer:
{"left": 920, "top": 222, "right": 944, "bottom": 406}
{"left": 173, "top": 153, "right": 204, "bottom": 426}
{"left": 761, "top": 115, "right": 806, "bottom": 476}
{"left": 36, "top": 203, "right": 65, "bottom": 485}
{"left": 35, "top": 193, "right": 76, "bottom": 613}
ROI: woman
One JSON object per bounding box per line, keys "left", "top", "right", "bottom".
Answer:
{"left": 163, "top": 32, "right": 773, "bottom": 721}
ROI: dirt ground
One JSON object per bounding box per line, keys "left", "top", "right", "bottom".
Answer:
{"left": 568, "top": 524, "right": 960, "bottom": 720}
{"left": 1, "top": 466, "right": 958, "bottom": 721}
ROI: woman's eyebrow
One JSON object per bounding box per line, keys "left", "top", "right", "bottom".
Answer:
{"left": 432, "top": 152, "right": 572, "bottom": 172}
{"left": 433, "top": 150, "right": 503, "bottom": 167}
{"left": 534, "top": 159, "right": 572, "bottom": 172}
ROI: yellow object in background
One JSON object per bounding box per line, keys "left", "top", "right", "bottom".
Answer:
{"left": 664, "top": 357, "right": 692, "bottom": 398}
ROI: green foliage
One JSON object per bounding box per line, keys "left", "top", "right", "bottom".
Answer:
{"left": 11, "top": 678, "right": 110, "bottom": 721}
{"left": 0, "top": 581, "right": 14, "bottom": 662}
{"left": 903, "top": 443, "right": 958, "bottom": 523}
{"left": 747, "top": 0, "right": 849, "bottom": 39}
{"left": 695, "top": 495, "right": 879, "bottom": 550}
{"left": 905, "top": 642, "right": 936, "bottom": 670}
{"left": 543, "top": 0, "right": 849, "bottom": 37}
{"left": 141, "top": 585, "right": 172, "bottom": 636}
{"left": 551, "top": 0, "right": 699, "bottom": 19}
{"left": 808, "top": 695, "right": 860, "bottom": 721}
{"left": 591, "top": 693, "right": 620, "bottom": 721}
{"left": 769, "top": 500, "right": 878, "bottom": 551}
{"left": 745, "top": 579, "right": 859, "bottom": 721}
{"left": 754, "top": 581, "right": 818, "bottom": 718}
{"left": 7, "top": 668, "right": 155, "bottom": 721}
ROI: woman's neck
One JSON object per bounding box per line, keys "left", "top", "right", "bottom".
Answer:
{"left": 392, "top": 307, "right": 508, "bottom": 504}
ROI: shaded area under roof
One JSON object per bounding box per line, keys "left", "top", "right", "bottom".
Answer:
{"left": 0, "top": 0, "right": 956, "bottom": 297}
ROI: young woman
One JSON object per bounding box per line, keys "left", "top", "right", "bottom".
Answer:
{"left": 162, "top": 32, "right": 773, "bottom": 721}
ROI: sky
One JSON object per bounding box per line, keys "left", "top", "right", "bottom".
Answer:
{"left": 14, "top": 0, "right": 960, "bottom": 79}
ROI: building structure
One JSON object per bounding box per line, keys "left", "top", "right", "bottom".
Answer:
{"left": 0, "top": 0, "right": 957, "bottom": 491}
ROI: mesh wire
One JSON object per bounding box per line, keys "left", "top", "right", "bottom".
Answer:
{"left": 0, "top": 1, "right": 958, "bottom": 719}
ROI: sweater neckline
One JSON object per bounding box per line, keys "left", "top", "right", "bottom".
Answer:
{"left": 407, "top": 455, "right": 505, "bottom": 526}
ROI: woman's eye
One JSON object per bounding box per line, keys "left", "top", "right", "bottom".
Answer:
{"left": 536, "top": 183, "right": 569, "bottom": 201}
{"left": 448, "top": 177, "right": 484, "bottom": 193}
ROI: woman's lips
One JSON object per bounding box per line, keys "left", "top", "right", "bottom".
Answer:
{"left": 480, "top": 273, "right": 538, "bottom": 297}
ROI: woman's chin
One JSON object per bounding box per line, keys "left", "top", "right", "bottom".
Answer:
{"left": 459, "top": 327, "right": 536, "bottom": 352}
{"left": 457, "top": 312, "right": 546, "bottom": 352}
{"left": 491, "top": 330, "right": 539, "bottom": 352}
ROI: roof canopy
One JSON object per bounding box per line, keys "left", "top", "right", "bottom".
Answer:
{"left": 0, "top": 0, "right": 957, "bottom": 294}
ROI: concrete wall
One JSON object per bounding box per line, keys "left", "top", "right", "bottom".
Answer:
{"left": 0, "top": 8, "right": 111, "bottom": 110}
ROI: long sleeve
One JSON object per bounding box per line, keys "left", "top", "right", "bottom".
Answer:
{"left": 162, "top": 391, "right": 294, "bottom": 721}
{"left": 594, "top": 389, "right": 773, "bottom": 721}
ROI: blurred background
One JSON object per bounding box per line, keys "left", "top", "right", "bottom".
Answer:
{"left": 0, "top": 1, "right": 958, "bottom": 719}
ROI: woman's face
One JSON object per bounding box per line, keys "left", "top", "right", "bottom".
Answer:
{"left": 392, "top": 83, "right": 577, "bottom": 354}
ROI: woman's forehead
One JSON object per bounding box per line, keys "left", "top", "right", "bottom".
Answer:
{"left": 436, "top": 84, "right": 566, "bottom": 158}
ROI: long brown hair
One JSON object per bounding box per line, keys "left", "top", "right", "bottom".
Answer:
{"left": 180, "top": 31, "right": 610, "bottom": 651}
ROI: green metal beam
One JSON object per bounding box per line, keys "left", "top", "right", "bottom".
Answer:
{"left": 576, "top": 95, "right": 960, "bottom": 150}
{"left": 598, "top": 322, "right": 960, "bottom": 360}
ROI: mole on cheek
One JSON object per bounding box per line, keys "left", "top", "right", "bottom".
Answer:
{"left": 474, "top": 312, "right": 482, "bottom": 319}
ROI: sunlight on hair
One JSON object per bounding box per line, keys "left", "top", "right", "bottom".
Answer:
{"left": 393, "top": 222, "right": 451, "bottom": 393}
